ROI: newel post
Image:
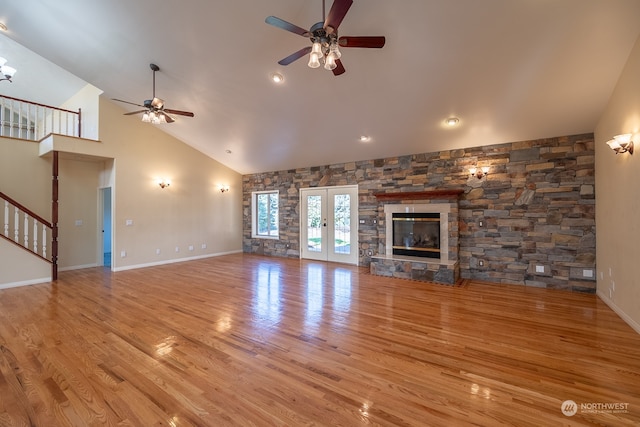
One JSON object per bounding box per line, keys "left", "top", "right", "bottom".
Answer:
{"left": 77, "top": 108, "right": 82, "bottom": 138}
{"left": 52, "top": 151, "right": 59, "bottom": 281}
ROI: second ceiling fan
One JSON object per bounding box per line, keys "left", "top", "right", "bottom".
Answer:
{"left": 113, "top": 63, "right": 194, "bottom": 124}
{"left": 265, "top": 0, "right": 385, "bottom": 76}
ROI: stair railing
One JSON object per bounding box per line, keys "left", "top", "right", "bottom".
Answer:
{"left": 0, "top": 191, "right": 53, "bottom": 264}
{"left": 0, "top": 94, "right": 81, "bottom": 140}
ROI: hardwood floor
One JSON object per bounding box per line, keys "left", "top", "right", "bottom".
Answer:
{"left": 0, "top": 254, "right": 639, "bottom": 426}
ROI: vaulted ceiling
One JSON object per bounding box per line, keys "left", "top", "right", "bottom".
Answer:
{"left": 1, "top": 1, "right": 639, "bottom": 174}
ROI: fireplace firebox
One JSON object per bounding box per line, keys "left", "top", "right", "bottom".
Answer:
{"left": 392, "top": 212, "right": 440, "bottom": 258}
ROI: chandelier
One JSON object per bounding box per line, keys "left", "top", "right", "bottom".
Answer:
{"left": 307, "top": 22, "right": 341, "bottom": 71}
{"left": 0, "top": 57, "right": 16, "bottom": 82}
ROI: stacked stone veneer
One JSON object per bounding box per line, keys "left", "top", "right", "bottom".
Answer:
{"left": 243, "top": 133, "right": 596, "bottom": 293}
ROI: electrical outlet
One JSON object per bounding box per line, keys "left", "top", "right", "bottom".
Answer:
{"left": 478, "top": 259, "right": 485, "bottom": 267}
{"left": 75, "top": 219, "right": 83, "bottom": 226}
{"left": 201, "top": 243, "right": 207, "bottom": 249}
{"left": 535, "top": 265, "right": 545, "bottom": 273}
{"left": 583, "top": 269, "right": 593, "bottom": 278}
{"left": 156, "top": 249, "right": 161, "bottom": 255}
{"left": 125, "top": 219, "right": 133, "bottom": 226}
{"left": 367, "top": 249, "right": 373, "bottom": 256}
{"left": 478, "top": 220, "right": 484, "bottom": 227}
{"left": 120, "top": 250, "right": 126, "bottom": 258}
{"left": 188, "top": 245, "right": 194, "bottom": 251}
{"left": 175, "top": 246, "right": 180, "bottom": 252}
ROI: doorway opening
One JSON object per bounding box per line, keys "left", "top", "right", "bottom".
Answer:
{"left": 300, "top": 185, "right": 358, "bottom": 265}
{"left": 99, "top": 187, "right": 112, "bottom": 267}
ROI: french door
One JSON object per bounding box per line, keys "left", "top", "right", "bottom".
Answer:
{"left": 300, "top": 185, "right": 359, "bottom": 265}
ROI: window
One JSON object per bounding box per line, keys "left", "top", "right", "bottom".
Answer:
{"left": 252, "top": 191, "right": 279, "bottom": 238}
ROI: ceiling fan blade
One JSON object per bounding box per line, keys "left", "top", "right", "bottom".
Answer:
{"left": 324, "top": 0, "right": 353, "bottom": 33}
{"left": 112, "top": 98, "right": 145, "bottom": 108}
{"left": 164, "top": 108, "right": 195, "bottom": 117}
{"left": 338, "top": 36, "right": 386, "bottom": 48}
{"left": 278, "top": 46, "right": 312, "bottom": 66}
{"left": 123, "top": 110, "right": 147, "bottom": 116}
{"left": 162, "top": 112, "right": 175, "bottom": 123}
{"left": 265, "top": 16, "right": 310, "bottom": 37}
{"left": 332, "top": 59, "right": 346, "bottom": 76}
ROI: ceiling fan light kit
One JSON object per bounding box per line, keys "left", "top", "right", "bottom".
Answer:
{"left": 112, "top": 63, "right": 195, "bottom": 124}
{"left": 266, "top": 0, "right": 385, "bottom": 76}
{"left": 0, "top": 56, "right": 17, "bottom": 82}
{"left": 307, "top": 22, "right": 341, "bottom": 71}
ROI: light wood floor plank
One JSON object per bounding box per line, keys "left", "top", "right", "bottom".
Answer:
{"left": 0, "top": 253, "right": 639, "bottom": 426}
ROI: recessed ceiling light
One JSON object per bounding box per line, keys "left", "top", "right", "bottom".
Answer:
{"left": 359, "top": 135, "right": 371, "bottom": 142}
{"left": 445, "top": 117, "right": 460, "bottom": 126}
{"left": 0, "top": 23, "right": 7, "bottom": 32}
{"left": 270, "top": 72, "right": 284, "bottom": 83}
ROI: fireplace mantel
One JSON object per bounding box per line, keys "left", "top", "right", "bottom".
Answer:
{"left": 374, "top": 189, "right": 464, "bottom": 201}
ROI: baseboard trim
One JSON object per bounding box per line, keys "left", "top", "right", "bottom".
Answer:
{"left": 597, "top": 289, "right": 640, "bottom": 335}
{"left": 0, "top": 277, "right": 51, "bottom": 290}
{"left": 112, "top": 250, "right": 243, "bottom": 272}
{"left": 59, "top": 263, "right": 98, "bottom": 272}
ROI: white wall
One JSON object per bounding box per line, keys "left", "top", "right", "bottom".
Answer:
{"left": 61, "top": 83, "right": 103, "bottom": 140}
{"left": 595, "top": 33, "right": 640, "bottom": 333}
{"left": 57, "top": 157, "right": 102, "bottom": 270}
{"left": 98, "top": 97, "right": 243, "bottom": 271}
{"left": 0, "top": 240, "right": 50, "bottom": 288}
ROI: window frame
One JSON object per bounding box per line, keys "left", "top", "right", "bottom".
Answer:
{"left": 251, "top": 190, "right": 280, "bottom": 239}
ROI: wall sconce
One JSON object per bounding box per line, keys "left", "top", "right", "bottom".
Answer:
{"left": 606, "top": 133, "right": 634, "bottom": 155}
{"left": 219, "top": 185, "right": 229, "bottom": 193}
{"left": 157, "top": 179, "right": 171, "bottom": 189}
{"left": 470, "top": 166, "right": 489, "bottom": 179}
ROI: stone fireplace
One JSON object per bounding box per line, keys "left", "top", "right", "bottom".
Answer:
{"left": 370, "top": 190, "right": 462, "bottom": 285}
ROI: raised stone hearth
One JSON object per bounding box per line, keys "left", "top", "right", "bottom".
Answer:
{"left": 370, "top": 255, "right": 459, "bottom": 285}
{"left": 370, "top": 190, "right": 462, "bottom": 285}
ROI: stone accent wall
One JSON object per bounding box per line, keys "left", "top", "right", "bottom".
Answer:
{"left": 242, "top": 133, "right": 596, "bottom": 293}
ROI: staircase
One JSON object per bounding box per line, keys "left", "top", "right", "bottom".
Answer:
{"left": 0, "top": 94, "right": 79, "bottom": 283}
{"left": 0, "top": 191, "right": 54, "bottom": 267}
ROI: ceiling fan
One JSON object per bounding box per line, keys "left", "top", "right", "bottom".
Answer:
{"left": 265, "top": 0, "right": 385, "bottom": 76}
{"left": 112, "top": 63, "right": 194, "bottom": 124}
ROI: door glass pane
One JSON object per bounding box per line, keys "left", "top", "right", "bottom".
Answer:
{"left": 333, "top": 194, "right": 350, "bottom": 254}
{"left": 307, "top": 195, "right": 322, "bottom": 252}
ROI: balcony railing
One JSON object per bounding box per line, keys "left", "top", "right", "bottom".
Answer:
{"left": 0, "top": 94, "right": 81, "bottom": 140}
